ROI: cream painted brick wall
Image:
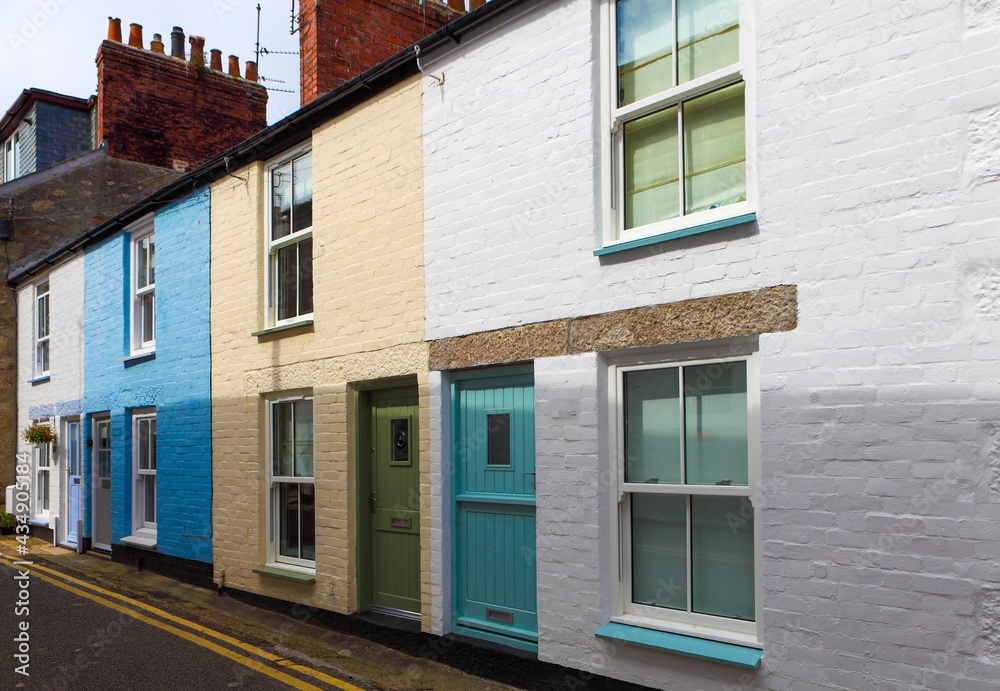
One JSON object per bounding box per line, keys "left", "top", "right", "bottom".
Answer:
{"left": 211, "top": 77, "right": 433, "bottom": 627}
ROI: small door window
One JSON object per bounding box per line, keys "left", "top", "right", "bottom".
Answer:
{"left": 487, "top": 413, "right": 511, "bottom": 467}
{"left": 390, "top": 417, "right": 411, "bottom": 466}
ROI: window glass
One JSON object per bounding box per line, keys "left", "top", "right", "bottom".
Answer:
{"left": 624, "top": 106, "right": 679, "bottom": 229}
{"left": 683, "top": 83, "right": 746, "bottom": 215}
{"left": 292, "top": 153, "right": 313, "bottom": 234}
{"left": 631, "top": 493, "right": 686, "bottom": 609}
{"left": 617, "top": 0, "right": 674, "bottom": 106}
{"left": 677, "top": 0, "right": 739, "bottom": 82}
{"left": 691, "top": 495, "right": 754, "bottom": 619}
{"left": 624, "top": 368, "right": 681, "bottom": 483}
{"left": 487, "top": 413, "right": 511, "bottom": 466}
{"left": 294, "top": 400, "right": 314, "bottom": 477}
{"left": 684, "top": 360, "right": 747, "bottom": 485}
{"left": 144, "top": 475, "right": 157, "bottom": 524}
{"left": 298, "top": 237, "right": 314, "bottom": 315}
{"left": 273, "top": 401, "right": 294, "bottom": 477}
{"left": 271, "top": 160, "right": 293, "bottom": 241}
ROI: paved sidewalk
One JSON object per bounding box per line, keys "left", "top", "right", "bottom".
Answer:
{"left": 0, "top": 535, "right": 522, "bottom": 691}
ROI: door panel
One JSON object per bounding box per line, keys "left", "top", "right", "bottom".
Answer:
{"left": 369, "top": 390, "right": 420, "bottom": 614}
{"left": 65, "top": 421, "right": 81, "bottom": 545}
{"left": 93, "top": 419, "right": 112, "bottom": 550}
{"left": 453, "top": 370, "right": 537, "bottom": 649}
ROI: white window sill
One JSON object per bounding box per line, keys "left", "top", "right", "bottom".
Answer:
{"left": 596, "top": 210, "right": 756, "bottom": 257}
{"left": 29, "top": 518, "right": 49, "bottom": 527}
{"left": 121, "top": 530, "right": 157, "bottom": 549}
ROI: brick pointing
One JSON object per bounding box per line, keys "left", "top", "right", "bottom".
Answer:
{"left": 96, "top": 41, "right": 267, "bottom": 171}
{"left": 84, "top": 189, "right": 213, "bottom": 565}
{"left": 299, "top": 0, "right": 459, "bottom": 106}
{"left": 422, "top": 0, "right": 1000, "bottom": 688}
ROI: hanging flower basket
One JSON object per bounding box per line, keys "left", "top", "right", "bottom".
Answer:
{"left": 23, "top": 423, "right": 56, "bottom": 446}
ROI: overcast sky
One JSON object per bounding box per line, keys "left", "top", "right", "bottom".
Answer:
{"left": 1, "top": 0, "right": 302, "bottom": 125}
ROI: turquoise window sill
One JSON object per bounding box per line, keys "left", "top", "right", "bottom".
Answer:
{"left": 596, "top": 623, "right": 762, "bottom": 669}
{"left": 253, "top": 565, "right": 316, "bottom": 583}
{"left": 29, "top": 375, "right": 50, "bottom": 385}
{"left": 595, "top": 212, "right": 757, "bottom": 257}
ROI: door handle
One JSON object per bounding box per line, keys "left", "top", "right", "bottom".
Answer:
{"left": 370, "top": 491, "right": 377, "bottom": 514}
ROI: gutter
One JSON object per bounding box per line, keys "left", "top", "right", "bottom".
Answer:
{"left": 8, "top": 0, "right": 541, "bottom": 285}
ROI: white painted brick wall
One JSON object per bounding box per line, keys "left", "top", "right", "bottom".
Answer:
{"left": 423, "top": 0, "right": 1000, "bottom": 688}
{"left": 15, "top": 253, "right": 85, "bottom": 530}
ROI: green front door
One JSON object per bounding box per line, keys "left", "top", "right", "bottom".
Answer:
{"left": 365, "top": 388, "right": 420, "bottom": 614}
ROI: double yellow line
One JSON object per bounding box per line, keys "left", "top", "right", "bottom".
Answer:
{"left": 0, "top": 553, "right": 366, "bottom": 691}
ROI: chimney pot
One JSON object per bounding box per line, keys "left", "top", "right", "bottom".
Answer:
{"left": 170, "top": 26, "right": 185, "bottom": 58}
{"left": 228, "top": 55, "right": 241, "bottom": 78}
{"left": 128, "top": 23, "right": 143, "bottom": 49}
{"left": 210, "top": 49, "right": 223, "bottom": 71}
{"left": 151, "top": 33, "right": 165, "bottom": 54}
{"left": 245, "top": 61, "right": 258, "bottom": 82}
{"left": 107, "top": 17, "right": 122, "bottom": 42}
{"left": 189, "top": 36, "right": 206, "bottom": 68}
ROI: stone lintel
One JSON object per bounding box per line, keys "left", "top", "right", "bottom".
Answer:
{"left": 429, "top": 285, "right": 797, "bottom": 370}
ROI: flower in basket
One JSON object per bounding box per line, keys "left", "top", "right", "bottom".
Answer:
{"left": 23, "top": 423, "right": 56, "bottom": 446}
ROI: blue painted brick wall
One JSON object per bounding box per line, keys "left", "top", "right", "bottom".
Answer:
{"left": 84, "top": 188, "right": 213, "bottom": 564}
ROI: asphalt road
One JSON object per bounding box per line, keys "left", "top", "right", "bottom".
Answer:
{"left": 0, "top": 558, "right": 339, "bottom": 691}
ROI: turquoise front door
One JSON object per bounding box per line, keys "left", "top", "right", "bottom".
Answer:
{"left": 452, "top": 368, "right": 537, "bottom": 651}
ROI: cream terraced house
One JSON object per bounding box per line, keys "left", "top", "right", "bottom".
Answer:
{"left": 209, "top": 72, "right": 433, "bottom": 625}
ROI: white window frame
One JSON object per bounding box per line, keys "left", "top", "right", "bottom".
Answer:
{"left": 265, "top": 146, "right": 314, "bottom": 329}
{"left": 34, "top": 279, "right": 50, "bottom": 378}
{"left": 266, "top": 394, "right": 316, "bottom": 571}
{"left": 599, "top": 0, "right": 757, "bottom": 247}
{"left": 33, "top": 423, "right": 53, "bottom": 518}
{"left": 130, "top": 220, "right": 156, "bottom": 355}
{"left": 131, "top": 409, "right": 157, "bottom": 538}
{"left": 4, "top": 130, "right": 20, "bottom": 182}
{"left": 607, "top": 344, "right": 762, "bottom": 648}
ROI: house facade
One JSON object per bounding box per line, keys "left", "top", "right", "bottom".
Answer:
{"left": 15, "top": 253, "right": 85, "bottom": 546}
{"left": 209, "top": 73, "right": 433, "bottom": 625}
{"left": 80, "top": 189, "right": 213, "bottom": 581}
{"left": 416, "top": 0, "right": 1000, "bottom": 688}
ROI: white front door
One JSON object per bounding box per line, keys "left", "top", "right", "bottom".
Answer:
{"left": 64, "top": 421, "right": 82, "bottom": 545}
{"left": 92, "top": 419, "right": 112, "bottom": 551}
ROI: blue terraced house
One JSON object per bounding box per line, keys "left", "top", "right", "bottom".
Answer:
{"left": 82, "top": 188, "right": 214, "bottom": 585}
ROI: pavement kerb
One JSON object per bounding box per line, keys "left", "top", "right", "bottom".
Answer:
{"left": 0, "top": 535, "right": 523, "bottom": 691}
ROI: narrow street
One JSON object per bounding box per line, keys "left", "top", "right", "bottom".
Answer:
{"left": 0, "top": 538, "right": 526, "bottom": 691}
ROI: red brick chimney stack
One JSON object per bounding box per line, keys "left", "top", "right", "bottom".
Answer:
{"left": 96, "top": 20, "right": 267, "bottom": 172}
{"left": 298, "top": 0, "right": 464, "bottom": 107}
